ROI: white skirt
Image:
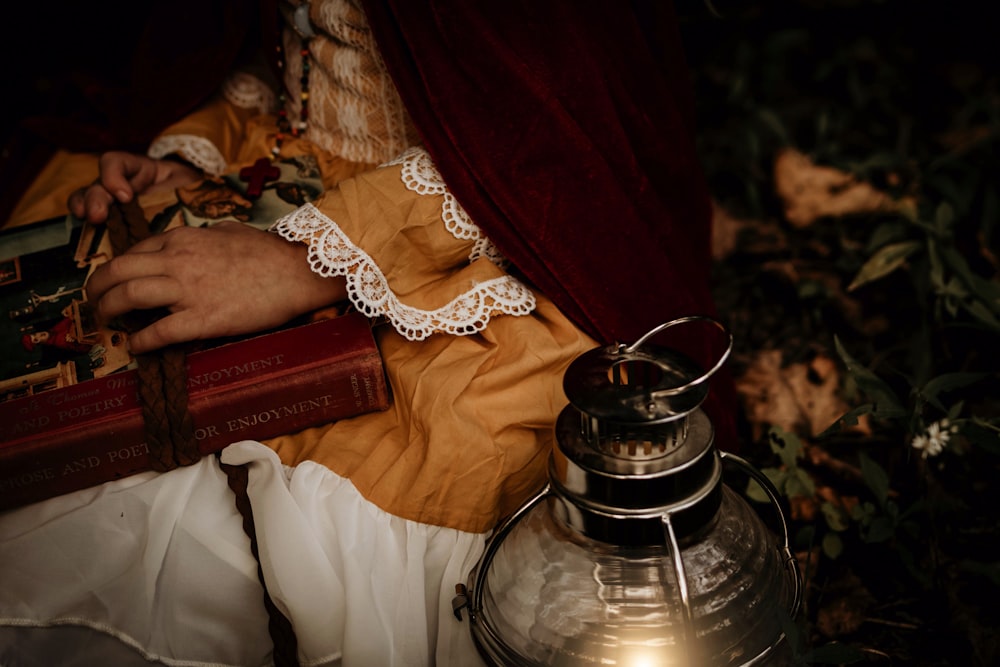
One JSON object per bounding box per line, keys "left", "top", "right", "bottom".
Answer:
{"left": 0, "top": 441, "right": 488, "bottom": 667}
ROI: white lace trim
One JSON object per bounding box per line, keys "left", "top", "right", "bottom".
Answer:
{"left": 385, "top": 146, "right": 508, "bottom": 267}
{"left": 272, "top": 203, "right": 535, "bottom": 341}
{"left": 220, "top": 71, "right": 276, "bottom": 115}
{"left": 148, "top": 135, "right": 229, "bottom": 177}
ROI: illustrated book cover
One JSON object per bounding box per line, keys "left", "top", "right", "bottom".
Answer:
{"left": 0, "top": 157, "right": 389, "bottom": 510}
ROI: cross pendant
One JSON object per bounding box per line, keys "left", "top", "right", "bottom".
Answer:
{"left": 239, "top": 158, "right": 281, "bottom": 198}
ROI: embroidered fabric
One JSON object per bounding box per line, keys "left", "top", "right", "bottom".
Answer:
{"left": 284, "top": 0, "right": 422, "bottom": 165}
{"left": 220, "top": 71, "right": 277, "bottom": 115}
{"left": 148, "top": 134, "right": 229, "bottom": 177}
{"left": 272, "top": 204, "right": 535, "bottom": 341}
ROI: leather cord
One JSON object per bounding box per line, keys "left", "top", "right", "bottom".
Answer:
{"left": 104, "top": 200, "right": 301, "bottom": 666}
{"left": 105, "top": 199, "right": 199, "bottom": 471}
{"left": 219, "top": 458, "right": 301, "bottom": 667}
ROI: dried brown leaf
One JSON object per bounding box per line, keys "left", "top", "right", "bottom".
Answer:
{"left": 773, "top": 148, "right": 914, "bottom": 228}
{"left": 711, "top": 201, "right": 749, "bottom": 261}
{"left": 735, "top": 350, "right": 871, "bottom": 440}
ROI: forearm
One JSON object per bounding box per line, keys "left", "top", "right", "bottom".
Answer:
{"left": 86, "top": 222, "right": 347, "bottom": 353}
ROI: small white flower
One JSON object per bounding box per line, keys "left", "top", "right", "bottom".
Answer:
{"left": 910, "top": 433, "right": 930, "bottom": 455}
{"left": 911, "top": 419, "right": 951, "bottom": 458}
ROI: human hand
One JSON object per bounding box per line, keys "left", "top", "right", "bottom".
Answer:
{"left": 68, "top": 152, "right": 202, "bottom": 224}
{"left": 85, "top": 222, "right": 347, "bottom": 353}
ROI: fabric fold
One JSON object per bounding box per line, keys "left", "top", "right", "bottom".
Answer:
{"left": 220, "top": 441, "right": 488, "bottom": 666}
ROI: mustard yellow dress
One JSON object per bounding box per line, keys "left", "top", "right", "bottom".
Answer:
{"left": 0, "top": 1, "right": 596, "bottom": 665}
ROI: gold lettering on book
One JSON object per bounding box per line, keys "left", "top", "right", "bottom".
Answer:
{"left": 46, "top": 386, "right": 102, "bottom": 406}
{"left": 0, "top": 467, "right": 56, "bottom": 492}
{"left": 0, "top": 443, "right": 150, "bottom": 496}
{"left": 107, "top": 442, "right": 150, "bottom": 463}
{"left": 363, "top": 374, "right": 377, "bottom": 407}
{"left": 187, "top": 353, "right": 287, "bottom": 387}
{"left": 350, "top": 373, "right": 362, "bottom": 408}
{"left": 56, "top": 395, "right": 129, "bottom": 423}
{"left": 195, "top": 425, "right": 221, "bottom": 440}
{"left": 225, "top": 394, "right": 336, "bottom": 433}
{"left": 10, "top": 414, "right": 52, "bottom": 434}
{"left": 61, "top": 456, "right": 102, "bottom": 476}
{"left": 104, "top": 374, "right": 137, "bottom": 391}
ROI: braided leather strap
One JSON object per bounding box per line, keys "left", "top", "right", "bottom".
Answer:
{"left": 105, "top": 200, "right": 302, "bottom": 664}
{"left": 105, "top": 200, "right": 200, "bottom": 471}
{"left": 220, "top": 459, "right": 301, "bottom": 667}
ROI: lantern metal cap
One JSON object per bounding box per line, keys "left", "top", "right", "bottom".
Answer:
{"left": 562, "top": 316, "right": 733, "bottom": 460}
{"left": 563, "top": 316, "right": 732, "bottom": 426}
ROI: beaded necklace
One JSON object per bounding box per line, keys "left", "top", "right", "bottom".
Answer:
{"left": 273, "top": 1, "right": 313, "bottom": 158}
{"left": 240, "top": 1, "right": 313, "bottom": 197}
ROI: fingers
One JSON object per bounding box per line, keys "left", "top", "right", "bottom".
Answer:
{"left": 68, "top": 186, "right": 85, "bottom": 219}
{"left": 85, "top": 240, "right": 169, "bottom": 307}
{"left": 92, "top": 275, "right": 182, "bottom": 321}
{"left": 124, "top": 312, "right": 203, "bottom": 354}
{"left": 68, "top": 182, "right": 113, "bottom": 223}
{"left": 68, "top": 152, "right": 162, "bottom": 223}
{"left": 98, "top": 151, "right": 159, "bottom": 202}
{"left": 81, "top": 224, "right": 341, "bottom": 354}
{"left": 86, "top": 250, "right": 186, "bottom": 354}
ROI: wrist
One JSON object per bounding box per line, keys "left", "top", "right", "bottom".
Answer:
{"left": 286, "top": 239, "right": 349, "bottom": 315}
{"left": 160, "top": 154, "right": 202, "bottom": 178}
{"left": 151, "top": 155, "right": 203, "bottom": 191}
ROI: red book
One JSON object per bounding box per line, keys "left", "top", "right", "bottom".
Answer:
{"left": 0, "top": 212, "right": 389, "bottom": 511}
{"left": 0, "top": 312, "right": 388, "bottom": 510}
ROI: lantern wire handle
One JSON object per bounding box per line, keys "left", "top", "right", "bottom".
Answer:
{"left": 719, "top": 451, "right": 803, "bottom": 620}
{"left": 620, "top": 316, "right": 733, "bottom": 397}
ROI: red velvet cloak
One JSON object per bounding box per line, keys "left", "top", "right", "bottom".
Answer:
{"left": 360, "top": 0, "right": 738, "bottom": 447}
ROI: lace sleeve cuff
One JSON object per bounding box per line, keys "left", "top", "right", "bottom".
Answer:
{"left": 148, "top": 72, "right": 275, "bottom": 177}
{"left": 148, "top": 135, "right": 229, "bottom": 177}
{"left": 272, "top": 203, "right": 536, "bottom": 341}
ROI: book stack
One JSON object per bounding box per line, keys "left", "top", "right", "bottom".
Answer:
{"left": 0, "top": 164, "right": 390, "bottom": 510}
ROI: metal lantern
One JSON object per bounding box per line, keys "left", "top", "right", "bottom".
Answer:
{"left": 454, "top": 317, "right": 802, "bottom": 666}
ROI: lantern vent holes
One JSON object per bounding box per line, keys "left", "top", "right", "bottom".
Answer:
{"left": 580, "top": 413, "right": 688, "bottom": 460}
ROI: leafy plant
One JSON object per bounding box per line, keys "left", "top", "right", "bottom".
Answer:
{"left": 689, "top": 2, "right": 1000, "bottom": 663}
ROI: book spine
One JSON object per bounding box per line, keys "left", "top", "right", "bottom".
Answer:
{"left": 0, "top": 350, "right": 388, "bottom": 511}
{"left": 0, "top": 315, "right": 377, "bottom": 442}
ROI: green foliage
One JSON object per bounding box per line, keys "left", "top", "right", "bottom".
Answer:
{"left": 694, "top": 3, "right": 1000, "bottom": 662}
{"left": 847, "top": 239, "right": 921, "bottom": 292}
{"left": 746, "top": 427, "right": 812, "bottom": 501}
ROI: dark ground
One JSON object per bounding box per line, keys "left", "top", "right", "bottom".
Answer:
{"left": 678, "top": 1, "right": 1000, "bottom": 665}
